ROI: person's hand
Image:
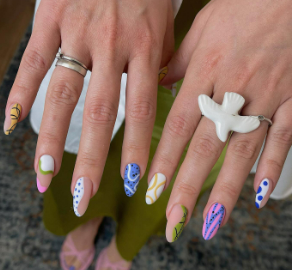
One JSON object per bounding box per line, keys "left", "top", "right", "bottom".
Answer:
{"left": 149, "top": 0, "right": 292, "bottom": 241}
{"left": 4, "top": 0, "right": 175, "bottom": 216}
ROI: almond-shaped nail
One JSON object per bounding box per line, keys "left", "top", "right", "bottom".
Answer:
{"left": 124, "top": 163, "right": 140, "bottom": 197}
{"left": 202, "top": 203, "right": 225, "bottom": 240}
{"left": 36, "top": 155, "right": 54, "bottom": 193}
{"left": 158, "top": 67, "right": 168, "bottom": 83}
{"left": 255, "top": 178, "right": 270, "bottom": 209}
{"left": 145, "top": 173, "right": 166, "bottom": 205}
{"left": 4, "top": 103, "right": 22, "bottom": 135}
{"left": 166, "top": 205, "right": 188, "bottom": 242}
{"left": 73, "top": 177, "right": 93, "bottom": 217}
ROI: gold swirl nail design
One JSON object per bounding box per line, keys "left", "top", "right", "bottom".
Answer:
{"left": 5, "top": 103, "right": 22, "bottom": 135}
{"left": 145, "top": 173, "right": 166, "bottom": 205}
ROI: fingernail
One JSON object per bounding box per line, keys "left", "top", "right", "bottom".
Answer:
{"left": 145, "top": 173, "right": 166, "bottom": 205}
{"left": 255, "top": 178, "right": 270, "bottom": 209}
{"left": 124, "top": 163, "right": 140, "bottom": 197}
{"left": 158, "top": 67, "right": 168, "bottom": 83}
{"left": 171, "top": 83, "right": 177, "bottom": 97}
{"left": 166, "top": 205, "right": 188, "bottom": 242}
{"left": 4, "top": 103, "right": 22, "bottom": 135}
{"left": 73, "top": 177, "right": 93, "bottom": 217}
{"left": 202, "top": 203, "right": 225, "bottom": 240}
{"left": 36, "top": 155, "right": 54, "bottom": 193}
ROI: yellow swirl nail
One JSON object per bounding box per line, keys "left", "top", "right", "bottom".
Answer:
{"left": 5, "top": 103, "right": 22, "bottom": 135}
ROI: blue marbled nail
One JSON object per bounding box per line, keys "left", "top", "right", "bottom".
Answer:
{"left": 124, "top": 163, "right": 140, "bottom": 197}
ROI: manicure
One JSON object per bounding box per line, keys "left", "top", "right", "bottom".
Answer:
{"left": 124, "top": 163, "right": 140, "bottom": 197}
{"left": 4, "top": 103, "right": 22, "bottom": 135}
{"left": 202, "top": 203, "right": 225, "bottom": 240}
{"left": 36, "top": 155, "right": 54, "bottom": 193}
{"left": 255, "top": 178, "right": 270, "bottom": 209}
{"left": 145, "top": 173, "right": 166, "bottom": 205}
{"left": 166, "top": 205, "right": 188, "bottom": 242}
{"left": 73, "top": 177, "right": 92, "bottom": 217}
{"left": 158, "top": 67, "right": 168, "bottom": 83}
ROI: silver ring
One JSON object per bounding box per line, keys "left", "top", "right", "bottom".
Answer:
{"left": 251, "top": 115, "right": 273, "bottom": 126}
{"left": 55, "top": 52, "right": 88, "bottom": 77}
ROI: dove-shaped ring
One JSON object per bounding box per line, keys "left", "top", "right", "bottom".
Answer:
{"left": 198, "top": 92, "right": 273, "bottom": 142}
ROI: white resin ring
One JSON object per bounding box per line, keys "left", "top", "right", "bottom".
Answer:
{"left": 198, "top": 92, "right": 272, "bottom": 142}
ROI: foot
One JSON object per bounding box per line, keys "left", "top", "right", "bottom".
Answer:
{"left": 61, "top": 217, "right": 103, "bottom": 270}
{"left": 96, "top": 236, "right": 132, "bottom": 270}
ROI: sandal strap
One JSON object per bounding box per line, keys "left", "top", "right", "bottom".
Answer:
{"left": 96, "top": 248, "right": 131, "bottom": 270}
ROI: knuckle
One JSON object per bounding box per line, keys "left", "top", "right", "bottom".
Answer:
{"left": 230, "top": 139, "right": 258, "bottom": 160}
{"left": 23, "top": 48, "right": 47, "bottom": 72}
{"left": 84, "top": 100, "right": 117, "bottom": 125}
{"left": 265, "top": 158, "right": 283, "bottom": 172}
{"left": 190, "top": 135, "right": 219, "bottom": 159}
{"left": 135, "top": 30, "right": 159, "bottom": 56}
{"left": 217, "top": 181, "right": 239, "bottom": 198}
{"left": 49, "top": 81, "right": 79, "bottom": 107}
{"left": 270, "top": 128, "right": 292, "bottom": 146}
{"left": 78, "top": 154, "right": 99, "bottom": 167}
{"left": 40, "top": 131, "right": 61, "bottom": 146}
{"left": 176, "top": 180, "right": 199, "bottom": 197}
{"left": 167, "top": 115, "right": 193, "bottom": 138}
{"left": 128, "top": 99, "right": 155, "bottom": 122}
{"left": 155, "top": 154, "right": 176, "bottom": 168}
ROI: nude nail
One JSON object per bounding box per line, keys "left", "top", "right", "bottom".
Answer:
{"left": 145, "top": 173, "right": 166, "bottom": 205}
{"left": 202, "top": 203, "right": 225, "bottom": 240}
{"left": 73, "top": 177, "right": 92, "bottom": 217}
{"left": 4, "top": 103, "right": 22, "bottom": 135}
{"left": 166, "top": 204, "right": 188, "bottom": 242}
{"left": 36, "top": 155, "right": 54, "bottom": 193}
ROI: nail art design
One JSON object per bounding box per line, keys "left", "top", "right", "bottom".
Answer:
{"left": 202, "top": 203, "right": 225, "bottom": 240}
{"left": 124, "top": 163, "right": 140, "bottom": 197}
{"left": 4, "top": 103, "right": 21, "bottom": 135}
{"left": 158, "top": 67, "right": 168, "bottom": 83}
{"left": 73, "top": 178, "right": 85, "bottom": 217}
{"left": 171, "top": 83, "right": 177, "bottom": 97}
{"left": 145, "top": 173, "right": 166, "bottom": 205}
{"left": 255, "top": 178, "right": 270, "bottom": 209}
{"left": 172, "top": 205, "right": 188, "bottom": 242}
{"left": 36, "top": 178, "right": 47, "bottom": 193}
{"left": 39, "top": 155, "right": 54, "bottom": 175}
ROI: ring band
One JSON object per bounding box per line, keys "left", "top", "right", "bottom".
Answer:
{"left": 55, "top": 52, "right": 88, "bottom": 77}
{"left": 198, "top": 92, "right": 273, "bottom": 142}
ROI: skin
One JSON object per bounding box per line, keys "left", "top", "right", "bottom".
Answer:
{"left": 152, "top": 0, "right": 292, "bottom": 237}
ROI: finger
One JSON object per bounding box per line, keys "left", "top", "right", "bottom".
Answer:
{"left": 254, "top": 98, "right": 292, "bottom": 209}
{"left": 121, "top": 53, "right": 160, "bottom": 197}
{"left": 164, "top": 116, "right": 225, "bottom": 242}
{"left": 202, "top": 105, "right": 272, "bottom": 240}
{"left": 147, "top": 58, "right": 214, "bottom": 204}
{"left": 35, "top": 62, "right": 86, "bottom": 193}
{"left": 72, "top": 58, "right": 124, "bottom": 216}
{"left": 159, "top": 2, "right": 215, "bottom": 86}
{"left": 4, "top": 4, "right": 60, "bottom": 135}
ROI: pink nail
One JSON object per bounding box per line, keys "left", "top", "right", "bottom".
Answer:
{"left": 202, "top": 203, "right": 225, "bottom": 240}
{"left": 36, "top": 178, "right": 48, "bottom": 193}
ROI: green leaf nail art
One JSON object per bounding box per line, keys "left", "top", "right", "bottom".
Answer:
{"left": 172, "top": 205, "right": 188, "bottom": 242}
{"left": 38, "top": 156, "right": 54, "bottom": 175}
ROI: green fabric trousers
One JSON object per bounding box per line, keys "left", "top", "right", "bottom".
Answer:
{"left": 42, "top": 0, "right": 223, "bottom": 261}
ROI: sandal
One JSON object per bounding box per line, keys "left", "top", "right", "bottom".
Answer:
{"left": 60, "top": 234, "right": 95, "bottom": 270}
{"left": 95, "top": 248, "right": 131, "bottom": 270}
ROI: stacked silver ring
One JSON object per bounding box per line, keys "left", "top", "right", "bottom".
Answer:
{"left": 55, "top": 52, "right": 88, "bottom": 77}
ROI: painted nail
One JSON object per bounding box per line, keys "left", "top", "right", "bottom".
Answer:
{"left": 145, "top": 173, "right": 166, "bottom": 205}
{"left": 166, "top": 205, "right": 188, "bottom": 242}
{"left": 4, "top": 103, "right": 22, "bottom": 135}
{"left": 202, "top": 203, "right": 225, "bottom": 240}
{"left": 171, "top": 83, "right": 177, "bottom": 97}
{"left": 36, "top": 155, "right": 54, "bottom": 193}
{"left": 73, "top": 177, "right": 92, "bottom": 217}
{"left": 255, "top": 178, "right": 270, "bottom": 209}
{"left": 158, "top": 67, "right": 168, "bottom": 83}
{"left": 124, "top": 163, "right": 140, "bottom": 197}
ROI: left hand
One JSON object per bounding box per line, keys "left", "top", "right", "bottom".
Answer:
{"left": 148, "top": 0, "right": 292, "bottom": 242}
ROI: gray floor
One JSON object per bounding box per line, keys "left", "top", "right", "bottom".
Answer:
{"left": 1, "top": 25, "right": 292, "bottom": 270}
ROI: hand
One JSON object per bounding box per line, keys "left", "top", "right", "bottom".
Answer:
{"left": 4, "top": 0, "right": 175, "bottom": 216}
{"left": 149, "top": 0, "right": 292, "bottom": 241}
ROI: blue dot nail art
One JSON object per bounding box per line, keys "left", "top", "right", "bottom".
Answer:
{"left": 124, "top": 163, "right": 140, "bottom": 197}
{"left": 73, "top": 178, "right": 85, "bottom": 217}
{"left": 255, "top": 178, "right": 270, "bottom": 209}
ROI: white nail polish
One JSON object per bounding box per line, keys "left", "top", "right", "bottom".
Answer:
{"left": 145, "top": 173, "right": 166, "bottom": 205}
{"left": 255, "top": 178, "right": 270, "bottom": 209}
{"left": 73, "top": 178, "right": 85, "bottom": 217}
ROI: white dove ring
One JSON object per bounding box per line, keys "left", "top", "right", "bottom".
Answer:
{"left": 198, "top": 92, "right": 273, "bottom": 142}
